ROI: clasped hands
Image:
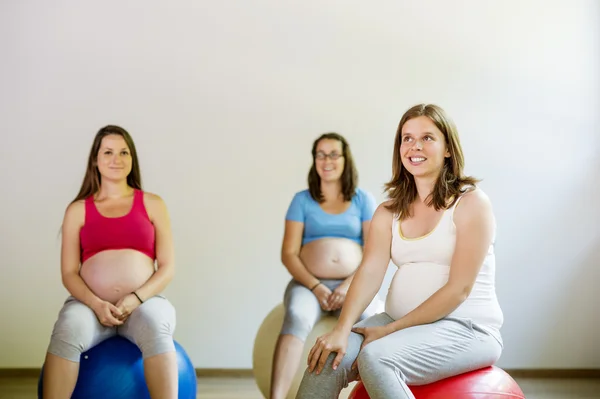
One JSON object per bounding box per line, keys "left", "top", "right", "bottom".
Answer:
{"left": 91, "top": 292, "right": 143, "bottom": 327}
{"left": 313, "top": 282, "right": 348, "bottom": 311}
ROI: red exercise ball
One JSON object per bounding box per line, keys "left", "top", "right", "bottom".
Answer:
{"left": 348, "top": 366, "right": 525, "bottom": 399}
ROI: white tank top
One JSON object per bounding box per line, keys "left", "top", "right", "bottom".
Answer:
{"left": 385, "top": 195, "right": 504, "bottom": 336}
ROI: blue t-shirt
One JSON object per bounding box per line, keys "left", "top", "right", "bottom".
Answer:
{"left": 285, "top": 188, "right": 378, "bottom": 246}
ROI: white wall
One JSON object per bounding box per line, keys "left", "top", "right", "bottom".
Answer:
{"left": 1, "top": 0, "right": 598, "bottom": 369}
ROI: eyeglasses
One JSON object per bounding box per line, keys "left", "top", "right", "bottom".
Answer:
{"left": 315, "top": 152, "right": 343, "bottom": 161}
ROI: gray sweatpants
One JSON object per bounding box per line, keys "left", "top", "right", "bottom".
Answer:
{"left": 47, "top": 295, "right": 176, "bottom": 362}
{"left": 296, "top": 312, "right": 502, "bottom": 399}
{"left": 281, "top": 279, "right": 377, "bottom": 342}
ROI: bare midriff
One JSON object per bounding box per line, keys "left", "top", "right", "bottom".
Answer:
{"left": 80, "top": 249, "right": 155, "bottom": 304}
{"left": 300, "top": 238, "right": 363, "bottom": 279}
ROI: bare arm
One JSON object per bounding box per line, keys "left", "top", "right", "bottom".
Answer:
{"left": 60, "top": 201, "right": 104, "bottom": 310}
{"left": 385, "top": 189, "right": 495, "bottom": 333}
{"left": 134, "top": 193, "right": 175, "bottom": 302}
{"left": 362, "top": 220, "right": 372, "bottom": 248}
{"left": 280, "top": 220, "right": 320, "bottom": 289}
{"left": 335, "top": 204, "right": 393, "bottom": 332}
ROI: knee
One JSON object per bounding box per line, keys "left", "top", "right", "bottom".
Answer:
{"left": 281, "top": 307, "right": 316, "bottom": 341}
{"left": 296, "top": 339, "right": 359, "bottom": 397}
{"left": 281, "top": 281, "right": 321, "bottom": 340}
{"left": 301, "top": 351, "right": 347, "bottom": 387}
{"left": 48, "top": 302, "right": 99, "bottom": 361}
{"left": 132, "top": 300, "right": 175, "bottom": 333}
{"left": 127, "top": 298, "right": 176, "bottom": 358}
{"left": 306, "top": 331, "right": 363, "bottom": 381}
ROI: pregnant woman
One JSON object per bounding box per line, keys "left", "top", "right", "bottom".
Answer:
{"left": 42, "top": 125, "right": 178, "bottom": 399}
{"left": 297, "top": 104, "right": 504, "bottom": 399}
{"left": 270, "top": 132, "right": 378, "bottom": 399}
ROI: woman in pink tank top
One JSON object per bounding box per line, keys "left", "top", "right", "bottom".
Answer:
{"left": 41, "top": 125, "right": 179, "bottom": 398}
{"left": 298, "top": 104, "right": 504, "bottom": 399}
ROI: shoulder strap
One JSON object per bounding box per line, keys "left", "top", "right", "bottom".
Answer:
{"left": 132, "top": 189, "right": 151, "bottom": 219}
{"left": 84, "top": 195, "right": 100, "bottom": 222}
{"left": 130, "top": 189, "right": 142, "bottom": 209}
{"left": 449, "top": 186, "right": 477, "bottom": 218}
{"left": 452, "top": 194, "right": 465, "bottom": 210}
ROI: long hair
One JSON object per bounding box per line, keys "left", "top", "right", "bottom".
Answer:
{"left": 71, "top": 125, "right": 142, "bottom": 204}
{"left": 307, "top": 132, "right": 358, "bottom": 203}
{"left": 384, "top": 104, "right": 479, "bottom": 219}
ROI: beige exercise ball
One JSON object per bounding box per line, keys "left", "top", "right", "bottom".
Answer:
{"left": 252, "top": 303, "right": 357, "bottom": 399}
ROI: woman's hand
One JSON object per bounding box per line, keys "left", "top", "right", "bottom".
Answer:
{"left": 91, "top": 300, "right": 124, "bottom": 327}
{"left": 312, "top": 284, "right": 333, "bottom": 311}
{"left": 350, "top": 325, "right": 392, "bottom": 370}
{"left": 114, "top": 293, "right": 143, "bottom": 322}
{"left": 307, "top": 327, "right": 350, "bottom": 374}
{"left": 328, "top": 283, "right": 349, "bottom": 310}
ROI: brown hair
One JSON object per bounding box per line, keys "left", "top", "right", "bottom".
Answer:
{"left": 384, "top": 104, "right": 479, "bottom": 219}
{"left": 308, "top": 132, "right": 358, "bottom": 203}
{"left": 71, "top": 125, "right": 142, "bottom": 204}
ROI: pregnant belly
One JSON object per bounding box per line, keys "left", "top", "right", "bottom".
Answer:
{"left": 300, "top": 238, "right": 363, "bottom": 279}
{"left": 80, "top": 250, "right": 155, "bottom": 304}
{"left": 385, "top": 262, "right": 450, "bottom": 320}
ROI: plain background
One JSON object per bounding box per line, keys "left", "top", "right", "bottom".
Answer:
{"left": 1, "top": 0, "right": 598, "bottom": 370}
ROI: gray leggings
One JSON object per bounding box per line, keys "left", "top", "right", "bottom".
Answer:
{"left": 47, "top": 295, "right": 176, "bottom": 362}
{"left": 296, "top": 312, "right": 503, "bottom": 399}
{"left": 281, "top": 279, "right": 376, "bottom": 342}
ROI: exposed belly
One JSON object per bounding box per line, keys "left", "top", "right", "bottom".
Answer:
{"left": 80, "top": 250, "right": 155, "bottom": 304}
{"left": 300, "top": 238, "right": 363, "bottom": 279}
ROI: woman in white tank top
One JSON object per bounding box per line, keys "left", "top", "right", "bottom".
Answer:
{"left": 297, "top": 104, "right": 505, "bottom": 399}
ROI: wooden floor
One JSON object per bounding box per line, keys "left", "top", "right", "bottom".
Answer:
{"left": 1, "top": 376, "right": 599, "bottom": 398}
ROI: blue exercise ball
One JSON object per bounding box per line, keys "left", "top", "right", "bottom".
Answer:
{"left": 38, "top": 336, "right": 196, "bottom": 399}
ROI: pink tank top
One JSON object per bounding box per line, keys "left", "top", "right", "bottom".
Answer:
{"left": 80, "top": 189, "right": 156, "bottom": 262}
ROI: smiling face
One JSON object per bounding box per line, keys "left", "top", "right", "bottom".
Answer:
{"left": 308, "top": 132, "right": 358, "bottom": 202}
{"left": 95, "top": 134, "right": 133, "bottom": 183}
{"left": 400, "top": 115, "right": 450, "bottom": 179}
{"left": 314, "top": 138, "right": 345, "bottom": 183}
{"left": 315, "top": 139, "right": 344, "bottom": 182}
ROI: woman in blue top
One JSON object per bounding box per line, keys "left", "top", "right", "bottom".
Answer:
{"left": 270, "top": 132, "right": 378, "bottom": 399}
